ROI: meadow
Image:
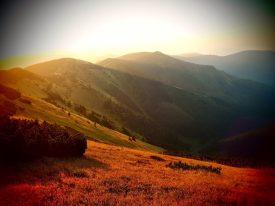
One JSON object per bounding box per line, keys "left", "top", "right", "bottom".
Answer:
{"left": 0, "top": 140, "right": 274, "bottom": 206}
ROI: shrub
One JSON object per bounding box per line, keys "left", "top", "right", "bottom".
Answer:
{"left": 74, "top": 104, "right": 87, "bottom": 116}
{"left": 121, "top": 127, "right": 131, "bottom": 136}
{"left": 87, "top": 112, "right": 115, "bottom": 130}
{"left": 71, "top": 170, "right": 89, "bottom": 178}
{"left": 46, "top": 91, "right": 65, "bottom": 104}
{"left": 87, "top": 111, "right": 101, "bottom": 123}
{"left": 167, "top": 161, "right": 221, "bottom": 174}
{"left": 100, "top": 116, "right": 115, "bottom": 130}
{"left": 128, "top": 136, "right": 136, "bottom": 142}
{"left": 0, "top": 116, "right": 87, "bottom": 161}
{"left": 150, "top": 155, "right": 165, "bottom": 161}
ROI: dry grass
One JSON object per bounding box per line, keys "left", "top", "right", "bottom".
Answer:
{"left": 0, "top": 140, "right": 274, "bottom": 206}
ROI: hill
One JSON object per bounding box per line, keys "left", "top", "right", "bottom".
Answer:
{"left": 0, "top": 83, "right": 162, "bottom": 152}
{"left": 99, "top": 51, "right": 275, "bottom": 140}
{"left": 1, "top": 56, "right": 274, "bottom": 159}
{"left": 26, "top": 60, "right": 232, "bottom": 151}
{"left": 99, "top": 51, "right": 233, "bottom": 94}
{"left": 99, "top": 51, "right": 275, "bottom": 106}
{"left": 176, "top": 50, "right": 275, "bottom": 86}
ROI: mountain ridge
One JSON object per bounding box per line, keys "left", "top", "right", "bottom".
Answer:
{"left": 176, "top": 50, "right": 275, "bottom": 86}
{"left": 1, "top": 53, "right": 274, "bottom": 157}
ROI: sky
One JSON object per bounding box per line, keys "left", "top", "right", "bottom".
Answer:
{"left": 0, "top": 0, "right": 274, "bottom": 68}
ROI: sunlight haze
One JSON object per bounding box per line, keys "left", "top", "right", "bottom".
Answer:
{"left": 0, "top": 0, "right": 274, "bottom": 68}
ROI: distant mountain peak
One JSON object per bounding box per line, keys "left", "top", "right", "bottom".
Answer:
{"left": 153, "top": 51, "right": 164, "bottom": 55}
{"left": 178, "top": 53, "right": 202, "bottom": 58}
{"left": 118, "top": 51, "right": 171, "bottom": 61}
{"left": 25, "top": 57, "right": 103, "bottom": 77}
{"left": 179, "top": 50, "right": 275, "bottom": 86}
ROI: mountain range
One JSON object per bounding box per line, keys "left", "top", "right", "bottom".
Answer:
{"left": 1, "top": 51, "right": 274, "bottom": 161}
{"left": 175, "top": 50, "right": 275, "bottom": 86}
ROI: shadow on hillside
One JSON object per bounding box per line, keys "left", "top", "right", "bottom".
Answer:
{"left": 0, "top": 156, "right": 108, "bottom": 187}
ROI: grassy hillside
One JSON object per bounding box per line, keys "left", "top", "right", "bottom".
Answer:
{"left": 0, "top": 140, "right": 274, "bottom": 205}
{"left": 25, "top": 63, "right": 241, "bottom": 151}
{"left": 0, "top": 89, "right": 162, "bottom": 153}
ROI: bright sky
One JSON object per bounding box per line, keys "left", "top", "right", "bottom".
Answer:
{"left": 0, "top": 0, "right": 274, "bottom": 68}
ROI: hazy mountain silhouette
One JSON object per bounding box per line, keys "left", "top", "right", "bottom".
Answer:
{"left": 99, "top": 51, "right": 275, "bottom": 113}
{"left": 176, "top": 50, "right": 275, "bottom": 86}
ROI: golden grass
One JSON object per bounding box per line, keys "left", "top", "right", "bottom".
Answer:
{"left": 0, "top": 140, "right": 274, "bottom": 206}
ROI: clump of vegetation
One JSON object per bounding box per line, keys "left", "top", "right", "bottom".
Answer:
{"left": 100, "top": 115, "right": 115, "bottom": 129}
{"left": 150, "top": 155, "right": 165, "bottom": 161}
{"left": 121, "top": 127, "right": 132, "bottom": 136}
{"left": 128, "top": 136, "right": 136, "bottom": 142}
{"left": 74, "top": 104, "right": 87, "bottom": 116}
{"left": 87, "top": 111, "right": 101, "bottom": 123}
{"left": 167, "top": 161, "right": 221, "bottom": 174}
{"left": 87, "top": 110, "right": 115, "bottom": 130}
{"left": 70, "top": 170, "right": 89, "bottom": 178}
{"left": 0, "top": 116, "right": 87, "bottom": 161}
{"left": 44, "top": 91, "right": 66, "bottom": 105}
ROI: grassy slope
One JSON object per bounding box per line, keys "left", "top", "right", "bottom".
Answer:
{"left": 6, "top": 94, "right": 163, "bottom": 153}
{"left": 1, "top": 78, "right": 274, "bottom": 205}
{"left": 3, "top": 64, "right": 275, "bottom": 154}
{"left": 0, "top": 140, "right": 274, "bottom": 205}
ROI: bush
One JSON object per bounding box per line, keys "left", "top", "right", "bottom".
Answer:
{"left": 87, "top": 111, "right": 101, "bottom": 123}
{"left": 167, "top": 161, "right": 221, "bottom": 174}
{"left": 74, "top": 104, "right": 87, "bottom": 116}
{"left": 87, "top": 112, "right": 115, "bottom": 130}
{"left": 100, "top": 116, "right": 115, "bottom": 130}
{"left": 46, "top": 91, "right": 65, "bottom": 104}
{"left": 0, "top": 116, "right": 87, "bottom": 161}
{"left": 150, "top": 155, "right": 165, "bottom": 161}
{"left": 121, "top": 127, "right": 131, "bottom": 136}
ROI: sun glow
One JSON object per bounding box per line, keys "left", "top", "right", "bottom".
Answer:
{"left": 62, "top": 10, "right": 185, "bottom": 57}
{"left": 0, "top": 0, "right": 274, "bottom": 68}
